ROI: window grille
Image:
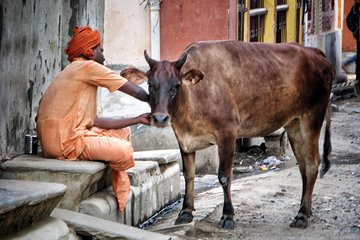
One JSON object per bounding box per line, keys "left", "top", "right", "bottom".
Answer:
{"left": 295, "top": 0, "right": 301, "bottom": 42}
{"left": 249, "top": 0, "right": 267, "bottom": 42}
{"left": 307, "top": 0, "right": 314, "bottom": 35}
{"left": 276, "top": 2, "right": 288, "bottom": 43}
{"left": 238, "top": 0, "right": 247, "bottom": 41}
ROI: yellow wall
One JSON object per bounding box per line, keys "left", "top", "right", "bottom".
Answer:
{"left": 243, "top": 1, "right": 249, "bottom": 41}
{"left": 287, "top": 0, "right": 296, "bottom": 42}
{"left": 264, "top": 0, "right": 275, "bottom": 42}
{"left": 241, "top": 0, "right": 303, "bottom": 44}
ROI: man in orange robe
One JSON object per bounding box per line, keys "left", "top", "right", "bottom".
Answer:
{"left": 36, "top": 26, "right": 151, "bottom": 211}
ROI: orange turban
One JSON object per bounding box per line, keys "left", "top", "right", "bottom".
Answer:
{"left": 64, "top": 26, "right": 101, "bottom": 62}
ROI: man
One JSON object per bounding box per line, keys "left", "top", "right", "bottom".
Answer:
{"left": 36, "top": 26, "right": 151, "bottom": 211}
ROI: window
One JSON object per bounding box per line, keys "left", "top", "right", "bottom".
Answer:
{"left": 238, "top": 0, "right": 247, "bottom": 41}
{"left": 249, "top": 0, "right": 267, "bottom": 42}
{"left": 276, "top": 0, "right": 288, "bottom": 43}
{"left": 307, "top": 0, "right": 314, "bottom": 35}
{"left": 295, "top": 0, "right": 301, "bottom": 42}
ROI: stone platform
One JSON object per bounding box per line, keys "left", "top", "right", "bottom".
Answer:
{"left": 79, "top": 150, "right": 181, "bottom": 226}
{"left": 0, "top": 154, "right": 111, "bottom": 211}
{"left": 0, "top": 179, "right": 67, "bottom": 237}
{"left": 0, "top": 149, "right": 181, "bottom": 231}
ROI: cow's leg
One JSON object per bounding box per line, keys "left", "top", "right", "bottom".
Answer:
{"left": 217, "top": 134, "right": 236, "bottom": 229}
{"left": 285, "top": 118, "right": 321, "bottom": 228}
{"left": 175, "top": 149, "right": 196, "bottom": 225}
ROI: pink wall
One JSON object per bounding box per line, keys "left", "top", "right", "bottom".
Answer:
{"left": 160, "top": 0, "right": 234, "bottom": 61}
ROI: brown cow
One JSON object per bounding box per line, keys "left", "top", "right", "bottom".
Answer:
{"left": 123, "top": 40, "right": 333, "bottom": 229}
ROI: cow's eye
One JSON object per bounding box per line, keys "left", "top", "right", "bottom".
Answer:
{"left": 170, "top": 84, "right": 180, "bottom": 96}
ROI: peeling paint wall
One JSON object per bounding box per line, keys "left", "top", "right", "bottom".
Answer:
{"left": 0, "top": 0, "right": 104, "bottom": 160}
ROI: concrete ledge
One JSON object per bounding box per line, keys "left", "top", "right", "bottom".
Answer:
{"left": 127, "top": 160, "right": 160, "bottom": 186}
{"left": 79, "top": 162, "right": 181, "bottom": 226}
{"left": 2, "top": 217, "right": 69, "bottom": 240}
{"left": 0, "top": 154, "right": 107, "bottom": 173}
{"left": 51, "top": 208, "right": 177, "bottom": 240}
{"left": 0, "top": 155, "right": 112, "bottom": 211}
{"left": 0, "top": 179, "right": 67, "bottom": 236}
{"left": 134, "top": 149, "right": 181, "bottom": 165}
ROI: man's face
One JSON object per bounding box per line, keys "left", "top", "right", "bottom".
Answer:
{"left": 92, "top": 45, "right": 105, "bottom": 65}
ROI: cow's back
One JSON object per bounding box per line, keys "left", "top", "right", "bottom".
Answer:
{"left": 175, "top": 41, "right": 333, "bottom": 138}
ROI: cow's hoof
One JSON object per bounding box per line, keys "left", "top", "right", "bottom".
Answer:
{"left": 290, "top": 213, "right": 308, "bottom": 228}
{"left": 219, "top": 216, "right": 235, "bottom": 229}
{"left": 174, "top": 211, "right": 193, "bottom": 225}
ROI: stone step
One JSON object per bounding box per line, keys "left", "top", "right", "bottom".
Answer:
{"left": 0, "top": 179, "right": 67, "bottom": 237}
{"left": 51, "top": 208, "right": 178, "bottom": 240}
{"left": 0, "top": 150, "right": 182, "bottom": 228}
{"left": 0, "top": 154, "right": 112, "bottom": 211}
{"left": 2, "top": 217, "right": 70, "bottom": 240}
{"left": 134, "top": 149, "right": 181, "bottom": 165}
{"left": 79, "top": 160, "right": 181, "bottom": 226}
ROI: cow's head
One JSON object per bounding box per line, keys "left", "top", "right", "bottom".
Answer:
{"left": 121, "top": 51, "right": 204, "bottom": 128}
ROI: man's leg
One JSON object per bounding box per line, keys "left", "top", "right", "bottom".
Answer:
{"left": 79, "top": 133, "right": 134, "bottom": 211}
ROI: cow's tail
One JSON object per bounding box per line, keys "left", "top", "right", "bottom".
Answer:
{"left": 320, "top": 99, "right": 332, "bottom": 178}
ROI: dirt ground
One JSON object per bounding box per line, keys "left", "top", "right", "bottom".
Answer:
{"left": 145, "top": 97, "right": 360, "bottom": 240}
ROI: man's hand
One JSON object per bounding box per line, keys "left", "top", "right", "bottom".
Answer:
{"left": 137, "top": 113, "right": 152, "bottom": 126}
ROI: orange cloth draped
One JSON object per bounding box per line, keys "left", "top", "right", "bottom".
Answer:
{"left": 79, "top": 127, "right": 134, "bottom": 211}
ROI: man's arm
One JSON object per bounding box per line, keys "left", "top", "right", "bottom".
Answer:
{"left": 118, "top": 81, "right": 149, "bottom": 102}
{"left": 93, "top": 113, "right": 151, "bottom": 130}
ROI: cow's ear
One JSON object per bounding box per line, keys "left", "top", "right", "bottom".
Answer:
{"left": 120, "top": 68, "right": 148, "bottom": 85}
{"left": 182, "top": 69, "right": 204, "bottom": 86}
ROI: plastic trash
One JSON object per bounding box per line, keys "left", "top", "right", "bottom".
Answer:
{"left": 259, "top": 156, "right": 283, "bottom": 171}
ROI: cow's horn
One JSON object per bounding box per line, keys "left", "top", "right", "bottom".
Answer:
{"left": 175, "top": 53, "right": 187, "bottom": 70}
{"left": 144, "top": 50, "right": 157, "bottom": 68}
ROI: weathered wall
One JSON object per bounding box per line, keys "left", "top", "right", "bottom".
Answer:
{"left": 307, "top": 30, "right": 342, "bottom": 74}
{"left": 0, "top": 0, "right": 104, "bottom": 160}
{"left": 103, "top": 0, "right": 151, "bottom": 69}
{"left": 160, "top": 0, "right": 230, "bottom": 61}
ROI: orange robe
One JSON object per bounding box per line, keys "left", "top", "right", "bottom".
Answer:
{"left": 36, "top": 58, "right": 133, "bottom": 211}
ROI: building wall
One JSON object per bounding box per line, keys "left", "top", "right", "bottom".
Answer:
{"left": 305, "top": 0, "right": 342, "bottom": 73}
{"left": 264, "top": 0, "right": 276, "bottom": 42}
{"left": 160, "top": 0, "right": 230, "bottom": 61}
{"left": 0, "top": 0, "right": 104, "bottom": 160}
{"left": 241, "top": 0, "right": 303, "bottom": 43}
{"left": 159, "top": 0, "right": 305, "bottom": 57}
{"left": 103, "top": 0, "right": 151, "bottom": 69}
{"left": 287, "top": 0, "right": 302, "bottom": 43}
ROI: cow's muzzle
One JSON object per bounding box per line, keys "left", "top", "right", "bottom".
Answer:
{"left": 152, "top": 113, "right": 170, "bottom": 127}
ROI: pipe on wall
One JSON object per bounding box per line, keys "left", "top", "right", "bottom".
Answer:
{"left": 150, "top": 0, "right": 161, "bottom": 60}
